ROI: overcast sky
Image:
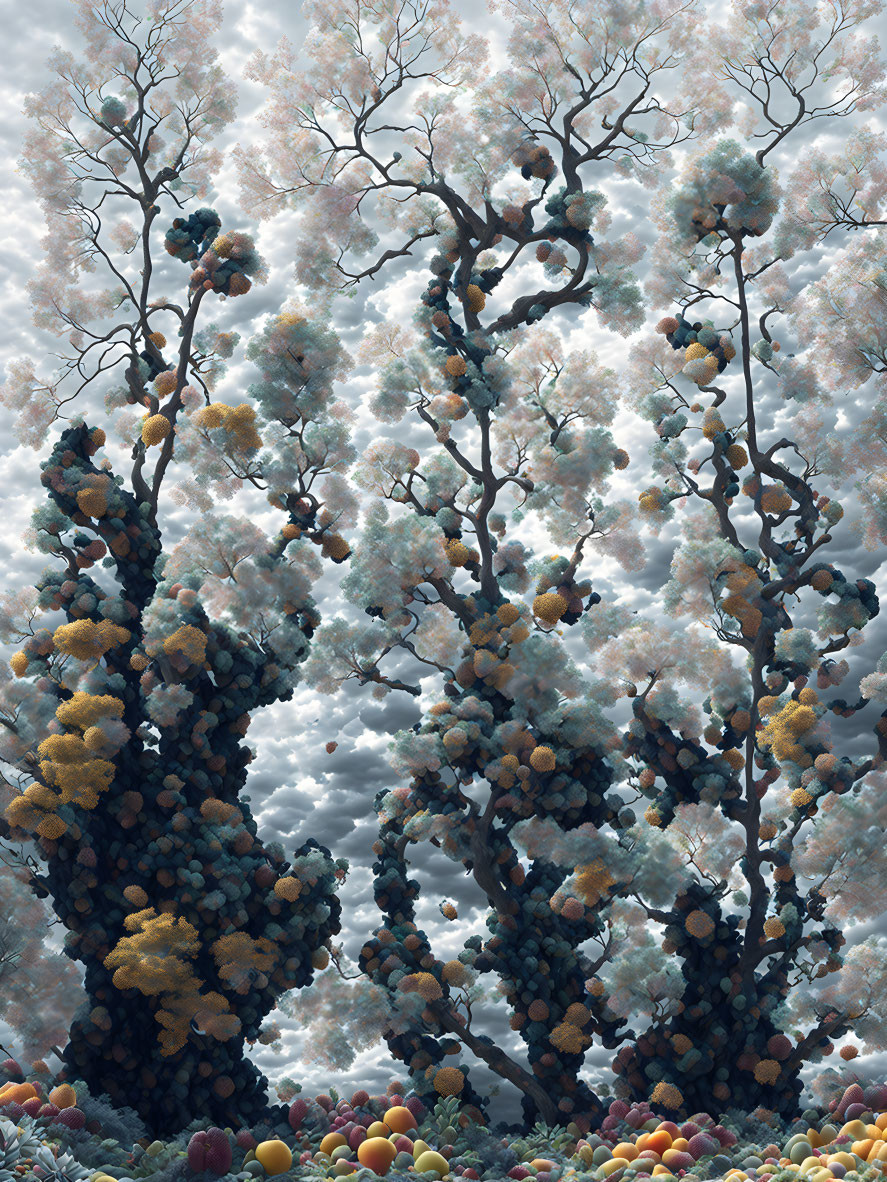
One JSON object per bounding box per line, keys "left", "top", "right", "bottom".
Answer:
{"left": 1, "top": 0, "right": 886, "bottom": 1132}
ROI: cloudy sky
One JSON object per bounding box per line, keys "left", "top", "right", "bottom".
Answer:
{"left": 1, "top": 0, "right": 886, "bottom": 1132}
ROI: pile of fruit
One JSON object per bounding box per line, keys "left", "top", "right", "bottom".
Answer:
{"left": 0, "top": 1071, "right": 885, "bottom": 1182}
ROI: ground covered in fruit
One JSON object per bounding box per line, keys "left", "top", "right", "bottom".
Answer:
{"left": 0, "top": 1072, "right": 885, "bottom": 1182}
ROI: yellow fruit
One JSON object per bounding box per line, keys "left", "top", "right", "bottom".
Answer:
{"left": 319, "top": 1133, "right": 349, "bottom": 1157}
{"left": 357, "top": 1136, "right": 397, "bottom": 1174}
{"left": 255, "top": 1138, "right": 293, "bottom": 1175}
{"left": 414, "top": 1149, "right": 451, "bottom": 1176}
{"left": 48, "top": 1082, "right": 77, "bottom": 1106}
{"left": 383, "top": 1105, "right": 418, "bottom": 1134}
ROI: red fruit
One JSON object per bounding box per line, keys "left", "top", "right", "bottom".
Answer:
{"left": 347, "top": 1128, "right": 367, "bottom": 1152}
{"left": 38, "top": 1103, "right": 60, "bottom": 1119}
{"left": 351, "top": 1090, "right": 370, "bottom": 1108}
{"left": 235, "top": 1130, "right": 258, "bottom": 1150}
{"left": 288, "top": 1098, "right": 309, "bottom": 1131}
{"left": 187, "top": 1126, "right": 233, "bottom": 1176}
{"left": 463, "top": 1170, "right": 480, "bottom": 1180}
{"left": 21, "top": 1099, "right": 43, "bottom": 1117}
{"left": 54, "top": 1107, "right": 86, "bottom": 1130}
{"left": 403, "top": 1098, "right": 426, "bottom": 1121}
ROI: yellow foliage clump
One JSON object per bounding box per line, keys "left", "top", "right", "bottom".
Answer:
{"left": 573, "top": 860, "right": 616, "bottom": 907}
{"left": 651, "top": 1082, "right": 684, "bottom": 1110}
{"left": 722, "top": 748, "right": 745, "bottom": 771}
{"left": 273, "top": 876, "right": 302, "bottom": 901}
{"left": 763, "top": 917, "right": 786, "bottom": 938}
{"left": 321, "top": 534, "right": 350, "bottom": 561}
{"left": 194, "top": 403, "right": 262, "bottom": 449}
{"left": 465, "top": 284, "right": 486, "bottom": 314}
{"left": 76, "top": 488, "right": 108, "bottom": 518}
{"left": 702, "top": 409, "right": 726, "bottom": 440}
{"left": 433, "top": 1066, "right": 465, "bottom": 1097}
{"left": 195, "top": 404, "right": 226, "bottom": 429}
{"left": 529, "top": 745, "right": 556, "bottom": 772}
{"left": 549, "top": 1021, "right": 592, "bottom": 1053}
{"left": 760, "top": 484, "right": 792, "bottom": 514}
{"left": 401, "top": 971, "right": 443, "bottom": 1001}
{"left": 153, "top": 370, "right": 178, "bottom": 397}
{"left": 685, "top": 342, "right": 711, "bottom": 362}
{"left": 53, "top": 620, "right": 131, "bottom": 662}
{"left": 103, "top": 909, "right": 241, "bottom": 1056}
{"left": 282, "top": 523, "right": 301, "bottom": 539}
{"left": 759, "top": 700, "right": 819, "bottom": 764}
{"left": 56, "top": 692, "right": 124, "bottom": 731}
{"left": 221, "top": 403, "right": 263, "bottom": 449}
{"left": 445, "top": 538, "right": 472, "bottom": 567}
{"left": 726, "top": 444, "right": 748, "bottom": 469}
{"left": 638, "top": 487, "right": 664, "bottom": 512}
{"left": 37, "top": 732, "right": 89, "bottom": 765}
{"left": 445, "top": 355, "right": 467, "bottom": 377}
{"left": 38, "top": 754, "right": 115, "bottom": 807}
{"left": 497, "top": 601, "right": 520, "bottom": 626}
{"left": 533, "top": 592, "right": 568, "bottom": 623}
{"left": 36, "top": 814, "right": 68, "bottom": 840}
{"left": 9, "top": 652, "right": 28, "bottom": 677}
{"left": 142, "top": 415, "right": 172, "bottom": 447}
{"left": 161, "top": 625, "right": 207, "bottom": 666}
{"left": 83, "top": 726, "right": 107, "bottom": 751}
{"left": 148, "top": 332, "right": 167, "bottom": 348}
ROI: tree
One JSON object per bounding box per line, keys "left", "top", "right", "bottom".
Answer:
{"left": 0, "top": 0, "right": 359, "bottom": 1138}
{"left": 608, "top": 0, "right": 887, "bottom": 1121}
{"left": 240, "top": 0, "right": 887, "bottom": 1135}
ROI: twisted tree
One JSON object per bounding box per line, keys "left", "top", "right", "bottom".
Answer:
{"left": 0, "top": 0, "right": 358, "bottom": 1137}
